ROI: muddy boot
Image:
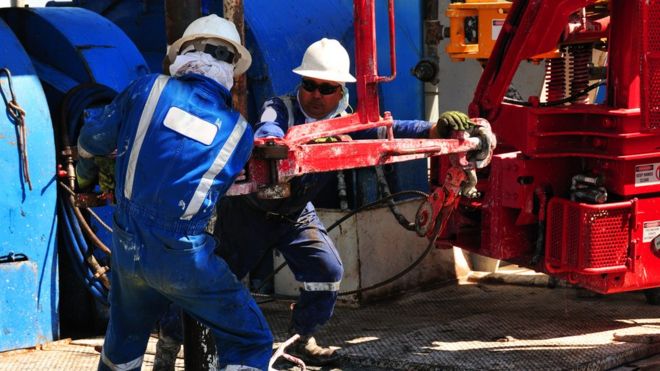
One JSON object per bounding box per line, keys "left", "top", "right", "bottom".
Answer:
{"left": 288, "top": 334, "right": 340, "bottom": 366}
{"left": 153, "top": 334, "right": 181, "bottom": 371}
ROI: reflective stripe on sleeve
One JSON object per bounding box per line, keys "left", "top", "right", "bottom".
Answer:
{"left": 181, "top": 115, "right": 248, "bottom": 220}
{"left": 101, "top": 350, "right": 143, "bottom": 371}
{"left": 223, "top": 365, "right": 262, "bottom": 371}
{"left": 303, "top": 281, "right": 341, "bottom": 292}
{"left": 123, "top": 75, "right": 170, "bottom": 200}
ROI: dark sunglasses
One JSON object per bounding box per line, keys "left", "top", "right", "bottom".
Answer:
{"left": 184, "top": 43, "right": 236, "bottom": 64}
{"left": 301, "top": 79, "right": 341, "bottom": 95}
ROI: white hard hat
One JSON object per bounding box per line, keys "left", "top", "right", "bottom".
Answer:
{"left": 167, "top": 14, "right": 251, "bottom": 76}
{"left": 293, "top": 38, "right": 356, "bottom": 83}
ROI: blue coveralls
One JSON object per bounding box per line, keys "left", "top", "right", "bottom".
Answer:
{"left": 216, "top": 92, "right": 433, "bottom": 336}
{"left": 77, "top": 73, "right": 273, "bottom": 371}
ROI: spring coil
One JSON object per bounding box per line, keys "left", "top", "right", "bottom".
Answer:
{"left": 568, "top": 44, "right": 592, "bottom": 104}
{"left": 544, "top": 50, "right": 567, "bottom": 102}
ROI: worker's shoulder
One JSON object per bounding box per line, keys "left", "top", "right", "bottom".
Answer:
{"left": 263, "top": 94, "right": 295, "bottom": 107}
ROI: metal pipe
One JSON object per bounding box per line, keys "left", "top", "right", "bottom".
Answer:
{"left": 164, "top": 0, "right": 202, "bottom": 46}
{"left": 224, "top": 0, "right": 248, "bottom": 116}
{"left": 607, "top": 0, "right": 640, "bottom": 109}
{"left": 354, "top": 0, "right": 381, "bottom": 123}
{"left": 376, "top": 0, "right": 397, "bottom": 83}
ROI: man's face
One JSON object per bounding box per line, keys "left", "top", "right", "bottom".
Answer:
{"left": 298, "top": 77, "right": 343, "bottom": 120}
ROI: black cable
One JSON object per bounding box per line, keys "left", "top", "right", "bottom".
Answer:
{"left": 503, "top": 80, "right": 605, "bottom": 107}
{"left": 252, "top": 189, "right": 433, "bottom": 297}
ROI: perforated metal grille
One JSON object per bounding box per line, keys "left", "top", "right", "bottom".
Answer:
{"left": 579, "top": 208, "right": 629, "bottom": 268}
{"left": 648, "top": 58, "right": 660, "bottom": 128}
{"left": 567, "top": 209, "right": 581, "bottom": 267}
{"left": 548, "top": 206, "right": 564, "bottom": 262}
{"left": 546, "top": 200, "right": 631, "bottom": 273}
{"left": 650, "top": 1, "right": 660, "bottom": 51}
{"left": 647, "top": 1, "right": 660, "bottom": 129}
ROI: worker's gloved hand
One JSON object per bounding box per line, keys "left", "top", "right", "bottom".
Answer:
{"left": 311, "top": 136, "right": 340, "bottom": 144}
{"left": 434, "top": 111, "right": 474, "bottom": 138}
{"left": 95, "top": 157, "right": 116, "bottom": 193}
{"left": 76, "top": 171, "right": 95, "bottom": 191}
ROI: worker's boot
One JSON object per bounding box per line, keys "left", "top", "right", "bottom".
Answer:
{"left": 153, "top": 333, "right": 181, "bottom": 371}
{"left": 288, "top": 333, "right": 340, "bottom": 366}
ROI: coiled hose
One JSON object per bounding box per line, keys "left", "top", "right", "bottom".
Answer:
{"left": 57, "top": 83, "right": 117, "bottom": 304}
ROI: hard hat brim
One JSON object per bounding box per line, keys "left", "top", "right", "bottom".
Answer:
{"left": 292, "top": 68, "right": 356, "bottom": 83}
{"left": 168, "top": 33, "right": 252, "bottom": 76}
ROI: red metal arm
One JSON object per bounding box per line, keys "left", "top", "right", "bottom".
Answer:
{"left": 469, "top": 0, "right": 598, "bottom": 121}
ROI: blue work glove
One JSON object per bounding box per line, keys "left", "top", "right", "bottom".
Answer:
{"left": 435, "top": 111, "right": 474, "bottom": 138}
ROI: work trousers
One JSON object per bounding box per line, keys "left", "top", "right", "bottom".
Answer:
{"left": 217, "top": 199, "right": 344, "bottom": 336}
{"left": 98, "top": 209, "right": 272, "bottom": 371}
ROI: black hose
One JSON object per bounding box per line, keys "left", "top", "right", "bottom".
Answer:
{"left": 375, "top": 165, "right": 417, "bottom": 231}
{"left": 57, "top": 83, "right": 117, "bottom": 301}
{"left": 503, "top": 80, "right": 605, "bottom": 107}
{"left": 255, "top": 189, "right": 436, "bottom": 300}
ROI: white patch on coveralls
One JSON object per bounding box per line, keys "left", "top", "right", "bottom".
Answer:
{"left": 260, "top": 106, "right": 277, "bottom": 123}
{"left": 180, "top": 116, "right": 248, "bottom": 220}
{"left": 124, "top": 75, "right": 170, "bottom": 200}
{"left": 303, "top": 281, "right": 341, "bottom": 292}
{"left": 163, "top": 107, "right": 219, "bottom": 145}
{"left": 101, "top": 350, "right": 143, "bottom": 371}
{"left": 222, "top": 365, "right": 262, "bottom": 371}
{"left": 169, "top": 51, "right": 235, "bottom": 91}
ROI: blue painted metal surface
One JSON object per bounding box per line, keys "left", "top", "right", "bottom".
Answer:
{"left": 0, "top": 18, "right": 58, "bottom": 352}
{"left": 0, "top": 7, "right": 150, "bottom": 346}
{"left": 0, "top": 6, "right": 149, "bottom": 242}
{"left": 0, "top": 7, "right": 149, "bottom": 102}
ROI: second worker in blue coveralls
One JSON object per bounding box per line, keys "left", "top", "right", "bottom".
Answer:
{"left": 76, "top": 14, "right": 273, "bottom": 371}
{"left": 214, "top": 38, "right": 475, "bottom": 365}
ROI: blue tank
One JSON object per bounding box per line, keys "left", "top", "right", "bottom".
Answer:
{"left": 0, "top": 18, "right": 58, "bottom": 352}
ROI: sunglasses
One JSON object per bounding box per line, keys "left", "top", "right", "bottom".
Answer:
{"left": 183, "top": 43, "right": 236, "bottom": 64}
{"left": 301, "top": 79, "right": 341, "bottom": 95}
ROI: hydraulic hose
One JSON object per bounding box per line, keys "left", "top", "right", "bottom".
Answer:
{"left": 254, "top": 189, "right": 436, "bottom": 300}
{"left": 57, "top": 83, "right": 117, "bottom": 302}
{"left": 59, "top": 196, "right": 109, "bottom": 304}
{"left": 375, "top": 165, "right": 417, "bottom": 231}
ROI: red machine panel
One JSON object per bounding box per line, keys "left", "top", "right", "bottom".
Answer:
{"left": 546, "top": 198, "right": 633, "bottom": 275}
{"left": 544, "top": 197, "right": 660, "bottom": 294}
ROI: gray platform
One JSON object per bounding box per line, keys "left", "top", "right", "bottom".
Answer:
{"left": 2, "top": 274, "right": 660, "bottom": 370}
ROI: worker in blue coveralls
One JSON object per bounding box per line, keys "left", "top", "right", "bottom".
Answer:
{"left": 75, "top": 14, "right": 273, "bottom": 371}
{"left": 156, "top": 38, "right": 476, "bottom": 368}
{"left": 215, "top": 38, "right": 475, "bottom": 365}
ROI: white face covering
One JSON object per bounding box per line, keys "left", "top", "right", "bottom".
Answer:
{"left": 169, "top": 51, "right": 235, "bottom": 90}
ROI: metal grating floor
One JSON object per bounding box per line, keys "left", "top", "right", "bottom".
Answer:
{"left": 2, "top": 276, "right": 660, "bottom": 370}
{"left": 263, "top": 279, "right": 660, "bottom": 370}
